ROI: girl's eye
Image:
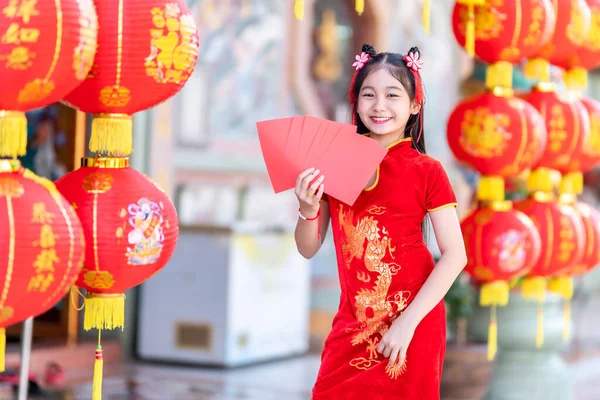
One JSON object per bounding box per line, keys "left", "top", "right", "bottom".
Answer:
{"left": 362, "top": 93, "right": 374, "bottom": 97}
{"left": 387, "top": 94, "right": 399, "bottom": 98}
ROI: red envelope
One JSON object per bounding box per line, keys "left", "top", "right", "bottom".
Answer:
{"left": 256, "top": 117, "right": 293, "bottom": 193}
{"left": 257, "top": 116, "right": 388, "bottom": 205}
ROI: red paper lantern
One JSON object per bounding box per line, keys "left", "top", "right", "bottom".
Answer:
{"left": 63, "top": 0, "right": 199, "bottom": 156}
{"left": 514, "top": 196, "right": 585, "bottom": 279}
{"left": 569, "top": 201, "right": 600, "bottom": 276}
{"left": 451, "top": 0, "right": 555, "bottom": 62}
{"left": 0, "top": 0, "right": 98, "bottom": 157}
{"left": 571, "top": 0, "right": 600, "bottom": 70}
{"left": 54, "top": 157, "right": 178, "bottom": 332}
{"left": 462, "top": 202, "right": 542, "bottom": 283}
{"left": 523, "top": 86, "right": 591, "bottom": 195}
{"left": 447, "top": 91, "right": 547, "bottom": 201}
{"left": 0, "top": 160, "right": 85, "bottom": 370}
{"left": 579, "top": 97, "right": 600, "bottom": 172}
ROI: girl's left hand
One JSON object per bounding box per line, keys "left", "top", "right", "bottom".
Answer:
{"left": 377, "top": 313, "right": 418, "bottom": 368}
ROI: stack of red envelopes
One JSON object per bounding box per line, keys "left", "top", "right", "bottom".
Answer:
{"left": 256, "top": 116, "right": 388, "bottom": 206}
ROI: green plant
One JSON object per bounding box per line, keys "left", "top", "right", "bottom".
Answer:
{"left": 444, "top": 272, "right": 476, "bottom": 322}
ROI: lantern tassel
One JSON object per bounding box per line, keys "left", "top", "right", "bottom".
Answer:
{"left": 536, "top": 304, "right": 544, "bottom": 348}
{"left": 488, "top": 306, "right": 498, "bottom": 361}
{"left": 93, "top": 331, "right": 103, "bottom": 400}
{"left": 423, "top": 0, "right": 430, "bottom": 33}
{"left": 90, "top": 114, "right": 133, "bottom": 156}
{"left": 480, "top": 281, "right": 508, "bottom": 361}
{"left": 356, "top": 0, "right": 364, "bottom": 15}
{"left": 527, "top": 167, "right": 555, "bottom": 194}
{"left": 0, "top": 111, "right": 27, "bottom": 159}
{"left": 84, "top": 293, "right": 126, "bottom": 331}
{"left": 523, "top": 58, "right": 550, "bottom": 83}
{"left": 559, "top": 172, "right": 583, "bottom": 196}
{"left": 0, "top": 328, "right": 5, "bottom": 372}
{"left": 294, "top": 0, "right": 303, "bottom": 20}
{"left": 548, "top": 276, "right": 573, "bottom": 343}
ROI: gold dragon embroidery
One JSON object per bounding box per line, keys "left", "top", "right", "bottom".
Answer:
{"left": 338, "top": 204, "right": 411, "bottom": 379}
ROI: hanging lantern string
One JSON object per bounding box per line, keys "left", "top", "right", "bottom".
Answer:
{"left": 423, "top": 0, "right": 430, "bottom": 34}
{"left": 70, "top": 286, "right": 86, "bottom": 311}
{"left": 93, "top": 330, "right": 103, "bottom": 400}
{"left": 458, "top": 0, "right": 485, "bottom": 57}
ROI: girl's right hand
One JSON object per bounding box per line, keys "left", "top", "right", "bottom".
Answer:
{"left": 294, "top": 168, "right": 325, "bottom": 217}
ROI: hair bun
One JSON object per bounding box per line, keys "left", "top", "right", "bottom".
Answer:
{"left": 407, "top": 46, "right": 421, "bottom": 56}
{"left": 362, "top": 44, "right": 377, "bottom": 57}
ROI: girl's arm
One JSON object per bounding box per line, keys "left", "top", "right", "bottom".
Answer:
{"left": 293, "top": 168, "right": 330, "bottom": 259}
{"left": 377, "top": 206, "right": 466, "bottom": 366}
{"left": 402, "top": 206, "right": 467, "bottom": 325}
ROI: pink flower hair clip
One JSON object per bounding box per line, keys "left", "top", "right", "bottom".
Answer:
{"left": 403, "top": 51, "right": 424, "bottom": 73}
{"left": 352, "top": 51, "right": 370, "bottom": 71}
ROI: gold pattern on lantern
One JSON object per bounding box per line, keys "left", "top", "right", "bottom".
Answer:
{"left": 32, "top": 203, "right": 56, "bottom": 224}
{"left": 557, "top": 216, "right": 576, "bottom": 263}
{"left": 0, "top": 177, "right": 24, "bottom": 198}
{"left": 82, "top": 269, "right": 115, "bottom": 289}
{"left": 1, "top": 46, "right": 35, "bottom": 70}
{"left": 28, "top": 219, "right": 59, "bottom": 293}
{"left": 82, "top": 172, "right": 113, "bottom": 193}
{"left": 460, "top": 108, "right": 511, "bottom": 158}
{"left": 587, "top": 7, "right": 600, "bottom": 51}
{"left": 474, "top": 266, "right": 494, "bottom": 280}
{"left": 548, "top": 105, "right": 568, "bottom": 153}
{"left": 460, "top": 0, "right": 507, "bottom": 41}
{"left": 2, "top": 0, "right": 39, "bottom": 23}
{"left": 523, "top": 1, "right": 545, "bottom": 45}
{"left": 567, "top": 1, "right": 588, "bottom": 46}
{"left": 22, "top": 169, "right": 58, "bottom": 195}
{"left": 145, "top": 3, "right": 198, "bottom": 84}
{"left": 124, "top": 198, "right": 165, "bottom": 265}
{"left": 1, "top": 23, "right": 39, "bottom": 44}
{"left": 17, "top": 79, "right": 55, "bottom": 104}
{"left": 99, "top": 85, "right": 132, "bottom": 107}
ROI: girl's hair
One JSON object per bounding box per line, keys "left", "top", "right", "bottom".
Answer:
{"left": 349, "top": 44, "right": 426, "bottom": 154}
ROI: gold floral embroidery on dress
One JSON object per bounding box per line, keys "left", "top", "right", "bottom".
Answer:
{"left": 338, "top": 204, "right": 411, "bottom": 379}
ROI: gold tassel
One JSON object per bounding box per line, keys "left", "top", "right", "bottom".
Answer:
{"left": 423, "top": 0, "right": 430, "bottom": 34}
{"left": 536, "top": 304, "right": 544, "bottom": 348}
{"left": 486, "top": 61, "right": 513, "bottom": 90}
{"left": 480, "top": 282, "right": 508, "bottom": 361}
{"left": 523, "top": 58, "right": 550, "bottom": 82}
{"left": 521, "top": 276, "right": 547, "bottom": 303}
{"left": 356, "top": 0, "right": 364, "bottom": 15}
{"left": 458, "top": 0, "right": 485, "bottom": 57}
{"left": 0, "top": 327, "right": 5, "bottom": 372}
{"left": 294, "top": 0, "right": 303, "bottom": 20}
{"left": 564, "top": 67, "right": 588, "bottom": 92}
{"left": 90, "top": 113, "right": 133, "bottom": 156}
{"left": 563, "top": 300, "right": 571, "bottom": 342}
{"left": 488, "top": 306, "right": 498, "bottom": 361}
{"left": 0, "top": 110, "right": 27, "bottom": 159}
{"left": 548, "top": 276, "right": 573, "bottom": 343}
{"left": 477, "top": 176, "right": 505, "bottom": 202}
{"left": 84, "top": 293, "right": 126, "bottom": 331}
{"left": 92, "top": 330, "right": 103, "bottom": 400}
{"left": 559, "top": 172, "right": 583, "bottom": 196}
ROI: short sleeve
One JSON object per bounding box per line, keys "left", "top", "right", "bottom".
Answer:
{"left": 425, "top": 160, "right": 458, "bottom": 212}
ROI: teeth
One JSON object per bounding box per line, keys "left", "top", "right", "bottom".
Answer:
{"left": 372, "top": 117, "right": 390, "bottom": 121}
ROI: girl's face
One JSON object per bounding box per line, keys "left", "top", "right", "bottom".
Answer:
{"left": 357, "top": 67, "right": 421, "bottom": 140}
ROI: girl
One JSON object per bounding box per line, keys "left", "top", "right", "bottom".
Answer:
{"left": 294, "top": 45, "right": 467, "bottom": 399}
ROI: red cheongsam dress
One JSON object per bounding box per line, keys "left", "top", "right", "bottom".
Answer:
{"left": 312, "top": 137, "right": 458, "bottom": 400}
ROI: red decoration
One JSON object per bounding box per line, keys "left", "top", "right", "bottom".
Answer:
{"left": 569, "top": 201, "right": 600, "bottom": 276}
{"left": 54, "top": 158, "right": 178, "bottom": 331}
{"left": 536, "top": 0, "right": 592, "bottom": 70}
{"left": 0, "top": 160, "right": 85, "bottom": 370}
{"left": 62, "top": 0, "right": 199, "bottom": 156}
{"left": 447, "top": 91, "right": 547, "bottom": 201}
{"left": 571, "top": 0, "right": 600, "bottom": 70}
{"left": 579, "top": 97, "right": 600, "bottom": 172}
{"left": 462, "top": 202, "right": 542, "bottom": 283}
{"left": 514, "top": 196, "right": 585, "bottom": 278}
{"left": 451, "top": 0, "right": 555, "bottom": 62}
{"left": 0, "top": 0, "right": 98, "bottom": 157}
{"left": 523, "top": 87, "right": 590, "bottom": 172}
